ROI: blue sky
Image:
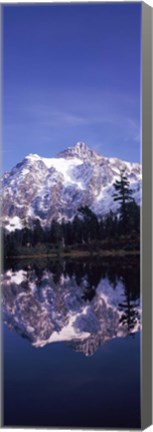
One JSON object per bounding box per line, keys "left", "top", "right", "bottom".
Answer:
{"left": 3, "top": 3, "right": 141, "bottom": 172}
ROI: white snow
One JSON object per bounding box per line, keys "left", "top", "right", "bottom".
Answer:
{"left": 26, "top": 153, "right": 40, "bottom": 160}
{"left": 27, "top": 207, "right": 34, "bottom": 217}
{"left": 5, "top": 216, "right": 23, "bottom": 232}
{"left": 21, "top": 168, "right": 29, "bottom": 176}
{"left": 43, "top": 156, "right": 82, "bottom": 170}
{"left": 5, "top": 270, "right": 27, "bottom": 284}
{"left": 33, "top": 309, "right": 90, "bottom": 348}
{"left": 26, "top": 154, "right": 84, "bottom": 188}
{"left": 97, "top": 277, "right": 125, "bottom": 308}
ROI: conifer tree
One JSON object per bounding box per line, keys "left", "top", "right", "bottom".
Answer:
{"left": 113, "top": 170, "right": 133, "bottom": 228}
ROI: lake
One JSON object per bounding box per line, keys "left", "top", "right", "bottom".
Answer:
{"left": 2, "top": 256, "right": 141, "bottom": 428}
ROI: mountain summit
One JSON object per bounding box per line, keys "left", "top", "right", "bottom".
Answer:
{"left": 57, "top": 142, "right": 101, "bottom": 160}
{"left": 1, "top": 142, "right": 141, "bottom": 231}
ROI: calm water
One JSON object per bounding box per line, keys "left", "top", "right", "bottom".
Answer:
{"left": 2, "top": 257, "right": 141, "bottom": 428}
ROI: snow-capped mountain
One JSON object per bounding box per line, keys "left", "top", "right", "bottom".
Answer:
{"left": 1, "top": 142, "right": 141, "bottom": 231}
{"left": 2, "top": 268, "right": 141, "bottom": 356}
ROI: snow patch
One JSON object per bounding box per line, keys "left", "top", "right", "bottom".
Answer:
{"left": 27, "top": 154, "right": 84, "bottom": 188}
{"left": 97, "top": 277, "right": 125, "bottom": 308}
{"left": 33, "top": 310, "right": 90, "bottom": 348}
{"left": 5, "top": 270, "right": 27, "bottom": 285}
{"left": 5, "top": 216, "right": 23, "bottom": 232}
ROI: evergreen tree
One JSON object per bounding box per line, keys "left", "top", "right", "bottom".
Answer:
{"left": 113, "top": 170, "right": 134, "bottom": 229}
{"left": 72, "top": 216, "right": 83, "bottom": 244}
{"left": 50, "top": 219, "right": 63, "bottom": 245}
{"left": 78, "top": 206, "right": 99, "bottom": 242}
{"left": 61, "top": 221, "right": 73, "bottom": 245}
{"left": 22, "top": 227, "right": 33, "bottom": 246}
{"left": 104, "top": 210, "right": 117, "bottom": 238}
{"left": 33, "top": 219, "right": 44, "bottom": 245}
{"left": 99, "top": 218, "right": 105, "bottom": 240}
{"left": 126, "top": 200, "right": 140, "bottom": 233}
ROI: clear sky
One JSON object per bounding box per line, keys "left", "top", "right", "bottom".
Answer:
{"left": 3, "top": 2, "right": 141, "bottom": 172}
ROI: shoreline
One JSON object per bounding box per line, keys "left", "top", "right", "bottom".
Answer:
{"left": 5, "top": 249, "right": 140, "bottom": 260}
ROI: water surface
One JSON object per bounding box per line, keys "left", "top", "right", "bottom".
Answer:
{"left": 2, "top": 257, "right": 141, "bottom": 428}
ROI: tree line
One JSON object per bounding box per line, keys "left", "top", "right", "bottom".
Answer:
{"left": 3, "top": 171, "right": 140, "bottom": 256}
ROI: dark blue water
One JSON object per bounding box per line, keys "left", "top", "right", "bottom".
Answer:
{"left": 2, "top": 258, "right": 141, "bottom": 428}
{"left": 3, "top": 325, "right": 140, "bottom": 428}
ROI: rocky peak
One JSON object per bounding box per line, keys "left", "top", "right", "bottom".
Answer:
{"left": 73, "top": 142, "right": 92, "bottom": 157}
{"left": 57, "top": 142, "right": 101, "bottom": 161}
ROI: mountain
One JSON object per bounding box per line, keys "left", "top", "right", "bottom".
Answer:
{"left": 2, "top": 267, "right": 141, "bottom": 356}
{"left": 1, "top": 142, "right": 141, "bottom": 231}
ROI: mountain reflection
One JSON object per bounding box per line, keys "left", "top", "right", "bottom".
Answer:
{"left": 2, "top": 258, "right": 141, "bottom": 356}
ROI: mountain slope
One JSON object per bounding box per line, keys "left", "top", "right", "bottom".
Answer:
{"left": 1, "top": 142, "right": 141, "bottom": 231}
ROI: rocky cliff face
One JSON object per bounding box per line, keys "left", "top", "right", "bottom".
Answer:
{"left": 1, "top": 142, "right": 141, "bottom": 231}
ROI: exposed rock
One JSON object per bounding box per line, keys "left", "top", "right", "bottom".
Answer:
{"left": 1, "top": 142, "right": 141, "bottom": 231}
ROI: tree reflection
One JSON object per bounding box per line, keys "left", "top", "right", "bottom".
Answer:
{"left": 2, "top": 257, "right": 140, "bottom": 351}
{"left": 118, "top": 265, "right": 140, "bottom": 335}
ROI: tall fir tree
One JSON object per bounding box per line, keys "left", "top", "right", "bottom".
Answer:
{"left": 112, "top": 170, "right": 134, "bottom": 229}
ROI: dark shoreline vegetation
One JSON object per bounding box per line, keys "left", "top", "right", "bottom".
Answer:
{"left": 3, "top": 206, "right": 140, "bottom": 260}
{"left": 3, "top": 173, "right": 140, "bottom": 259}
